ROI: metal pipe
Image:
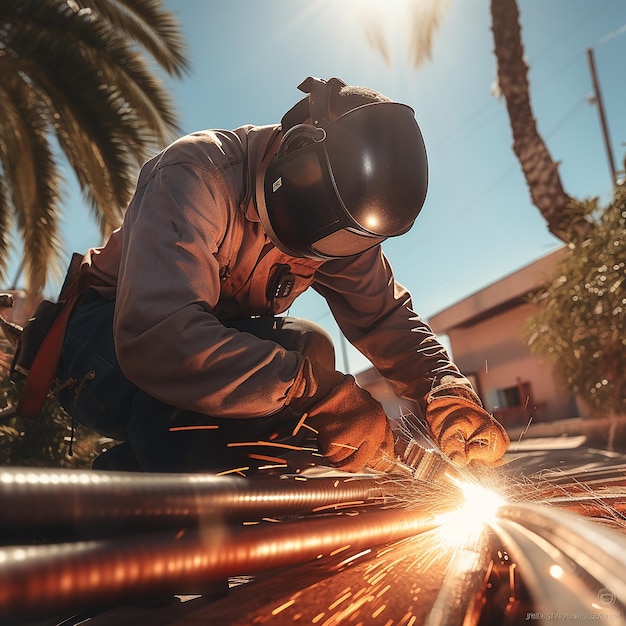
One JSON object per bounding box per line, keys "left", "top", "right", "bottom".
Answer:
{"left": 532, "top": 466, "right": 626, "bottom": 487}
{"left": 541, "top": 493, "right": 626, "bottom": 521}
{"left": 494, "top": 503, "right": 626, "bottom": 618}
{"left": 425, "top": 532, "right": 492, "bottom": 626}
{"left": 0, "top": 467, "right": 393, "bottom": 540}
{"left": 0, "top": 506, "right": 440, "bottom": 621}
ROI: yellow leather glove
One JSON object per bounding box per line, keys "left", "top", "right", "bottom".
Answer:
{"left": 425, "top": 395, "right": 510, "bottom": 466}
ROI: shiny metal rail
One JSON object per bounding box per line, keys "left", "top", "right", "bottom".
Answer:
{"left": 493, "top": 503, "right": 626, "bottom": 624}
{"left": 0, "top": 467, "right": 395, "bottom": 540}
{"left": 530, "top": 462, "right": 626, "bottom": 486}
{"left": 0, "top": 504, "right": 440, "bottom": 622}
{"left": 542, "top": 493, "right": 626, "bottom": 521}
{"left": 425, "top": 533, "right": 492, "bottom": 626}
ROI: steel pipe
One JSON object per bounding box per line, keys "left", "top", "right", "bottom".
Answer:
{"left": 525, "top": 461, "right": 626, "bottom": 488}
{"left": 493, "top": 503, "right": 626, "bottom": 621}
{"left": 0, "top": 467, "right": 395, "bottom": 541}
{"left": 541, "top": 493, "right": 626, "bottom": 522}
{"left": 425, "top": 532, "right": 492, "bottom": 626}
{"left": 0, "top": 506, "right": 440, "bottom": 621}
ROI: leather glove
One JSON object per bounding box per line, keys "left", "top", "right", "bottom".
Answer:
{"left": 425, "top": 395, "right": 510, "bottom": 467}
{"left": 304, "top": 374, "right": 395, "bottom": 472}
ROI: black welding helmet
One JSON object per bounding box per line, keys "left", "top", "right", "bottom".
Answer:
{"left": 260, "top": 77, "right": 428, "bottom": 260}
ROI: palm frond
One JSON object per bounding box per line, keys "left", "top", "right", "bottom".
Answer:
{"left": 0, "top": 0, "right": 188, "bottom": 289}
{"left": 80, "top": 0, "right": 190, "bottom": 77}
{"left": 406, "top": 0, "right": 450, "bottom": 68}
{"left": 0, "top": 77, "right": 63, "bottom": 292}
{"left": 0, "top": 174, "right": 13, "bottom": 282}
{"left": 360, "top": 10, "right": 391, "bottom": 66}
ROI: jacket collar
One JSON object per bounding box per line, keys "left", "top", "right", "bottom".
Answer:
{"left": 241, "top": 125, "right": 282, "bottom": 223}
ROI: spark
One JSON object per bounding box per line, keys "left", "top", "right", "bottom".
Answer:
{"left": 168, "top": 424, "right": 219, "bottom": 432}
{"left": 292, "top": 412, "right": 318, "bottom": 436}
{"left": 514, "top": 415, "right": 534, "bottom": 451}
{"left": 337, "top": 548, "right": 372, "bottom": 567}
{"left": 271, "top": 598, "right": 295, "bottom": 615}
{"left": 215, "top": 466, "right": 249, "bottom": 476}
{"left": 223, "top": 433, "right": 625, "bottom": 625}
{"left": 329, "top": 442, "right": 359, "bottom": 451}
{"left": 247, "top": 453, "right": 287, "bottom": 465}
{"left": 226, "top": 440, "right": 313, "bottom": 451}
{"left": 434, "top": 476, "right": 505, "bottom": 548}
{"left": 329, "top": 545, "right": 352, "bottom": 557}
{"left": 549, "top": 563, "right": 563, "bottom": 579}
{"left": 328, "top": 589, "right": 352, "bottom": 610}
{"left": 375, "top": 584, "right": 391, "bottom": 598}
{"left": 312, "top": 501, "right": 366, "bottom": 513}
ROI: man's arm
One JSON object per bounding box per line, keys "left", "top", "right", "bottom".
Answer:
{"left": 313, "top": 247, "right": 471, "bottom": 410}
{"left": 313, "top": 246, "right": 509, "bottom": 466}
{"left": 113, "top": 144, "right": 308, "bottom": 418}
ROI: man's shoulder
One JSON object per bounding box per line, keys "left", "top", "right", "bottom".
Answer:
{"left": 161, "top": 125, "right": 280, "bottom": 167}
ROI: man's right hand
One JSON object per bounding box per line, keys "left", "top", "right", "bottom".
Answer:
{"left": 304, "top": 374, "right": 394, "bottom": 472}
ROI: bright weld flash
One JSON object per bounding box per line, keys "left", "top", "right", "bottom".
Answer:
{"left": 435, "top": 477, "right": 505, "bottom": 548}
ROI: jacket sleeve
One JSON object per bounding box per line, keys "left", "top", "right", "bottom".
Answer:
{"left": 113, "top": 144, "right": 308, "bottom": 418}
{"left": 313, "top": 246, "right": 476, "bottom": 416}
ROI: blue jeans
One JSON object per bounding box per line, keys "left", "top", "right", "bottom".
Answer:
{"left": 56, "top": 290, "right": 335, "bottom": 473}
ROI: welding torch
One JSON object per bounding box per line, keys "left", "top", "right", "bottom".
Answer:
{"left": 368, "top": 418, "right": 461, "bottom": 485}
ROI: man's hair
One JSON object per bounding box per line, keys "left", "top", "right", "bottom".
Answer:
{"left": 328, "top": 83, "right": 392, "bottom": 121}
{"left": 329, "top": 82, "right": 391, "bottom": 120}
{"left": 281, "top": 79, "right": 392, "bottom": 134}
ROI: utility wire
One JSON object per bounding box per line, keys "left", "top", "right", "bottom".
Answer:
{"left": 430, "top": 0, "right": 622, "bottom": 157}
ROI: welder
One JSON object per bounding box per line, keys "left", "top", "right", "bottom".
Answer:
{"left": 14, "top": 77, "right": 509, "bottom": 474}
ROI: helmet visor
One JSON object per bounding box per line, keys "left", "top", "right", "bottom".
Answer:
{"left": 263, "top": 101, "right": 427, "bottom": 259}
{"left": 325, "top": 102, "right": 427, "bottom": 237}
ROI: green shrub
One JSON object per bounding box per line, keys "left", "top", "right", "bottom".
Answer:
{"left": 526, "top": 185, "right": 626, "bottom": 418}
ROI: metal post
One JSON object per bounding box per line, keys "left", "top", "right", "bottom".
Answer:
{"left": 339, "top": 332, "right": 351, "bottom": 374}
{"left": 586, "top": 47, "right": 617, "bottom": 187}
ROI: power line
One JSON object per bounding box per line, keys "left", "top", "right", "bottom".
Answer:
{"left": 430, "top": 1, "right": 622, "bottom": 158}
{"left": 526, "top": 0, "right": 617, "bottom": 62}
{"left": 597, "top": 21, "right": 626, "bottom": 46}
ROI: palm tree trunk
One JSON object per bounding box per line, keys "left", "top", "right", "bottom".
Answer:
{"left": 490, "top": 0, "right": 592, "bottom": 244}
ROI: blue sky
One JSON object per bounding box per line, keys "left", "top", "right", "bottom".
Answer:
{"left": 43, "top": 0, "right": 626, "bottom": 373}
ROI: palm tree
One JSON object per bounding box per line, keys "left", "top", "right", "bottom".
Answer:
{"left": 489, "top": 0, "right": 592, "bottom": 244}
{"left": 0, "top": 0, "right": 189, "bottom": 293}
{"left": 360, "top": 0, "right": 593, "bottom": 245}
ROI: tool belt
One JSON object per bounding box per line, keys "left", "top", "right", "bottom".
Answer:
{"left": 11, "top": 253, "right": 86, "bottom": 419}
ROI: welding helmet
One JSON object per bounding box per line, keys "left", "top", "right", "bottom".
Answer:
{"left": 261, "top": 77, "right": 429, "bottom": 260}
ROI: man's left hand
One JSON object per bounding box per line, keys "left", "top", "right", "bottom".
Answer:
{"left": 425, "top": 396, "right": 510, "bottom": 466}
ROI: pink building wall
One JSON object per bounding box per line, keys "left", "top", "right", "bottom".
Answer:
{"left": 444, "top": 302, "right": 578, "bottom": 429}
{"left": 357, "top": 248, "right": 583, "bottom": 434}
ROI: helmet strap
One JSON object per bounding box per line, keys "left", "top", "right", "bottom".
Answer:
{"left": 280, "top": 76, "right": 347, "bottom": 132}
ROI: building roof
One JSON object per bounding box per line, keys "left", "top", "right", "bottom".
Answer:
{"left": 428, "top": 246, "right": 567, "bottom": 334}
